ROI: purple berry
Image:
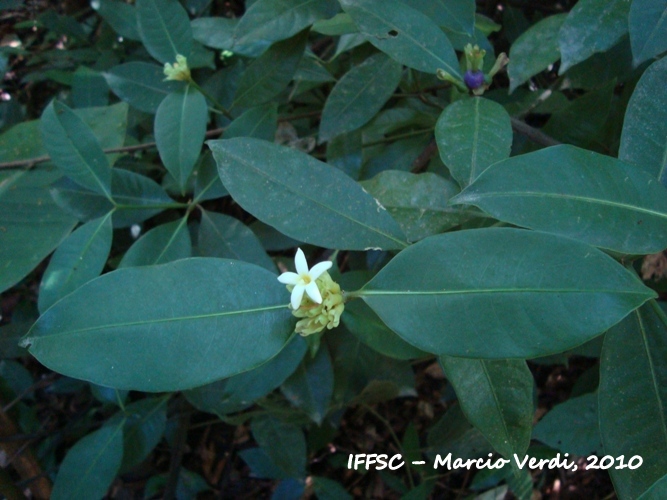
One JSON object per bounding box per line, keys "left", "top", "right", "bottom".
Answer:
{"left": 464, "top": 70, "right": 485, "bottom": 90}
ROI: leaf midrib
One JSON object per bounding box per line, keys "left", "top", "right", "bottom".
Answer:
{"left": 361, "top": 288, "right": 648, "bottom": 296}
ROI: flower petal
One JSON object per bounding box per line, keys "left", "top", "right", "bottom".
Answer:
{"left": 304, "top": 281, "right": 322, "bottom": 304}
{"left": 294, "top": 248, "right": 309, "bottom": 275}
{"left": 291, "top": 284, "right": 305, "bottom": 310}
{"left": 277, "top": 272, "right": 300, "bottom": 285}
{"left": 308, "top": 261, "right": 332, "bottom": 280}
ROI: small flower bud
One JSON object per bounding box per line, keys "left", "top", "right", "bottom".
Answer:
{"left": 436, "top": 69, "right": 468, "bottom": 92}
{"left": 287, "top": 271, "right": 344, "bottom": 336}
{"left": 488, "top": 52, "right": 509, "bottom": 78}
{"left": 464, "top": 43, "right": 486, "bottom": 72}
{"left": 163, "top": 54, "right": 191, "bottom": 82}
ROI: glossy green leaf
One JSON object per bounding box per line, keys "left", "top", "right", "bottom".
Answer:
{"left": 155, "top": 86, "right": 208, "bottom": 191}
{"left": 599, "top": 301, "right": 667, "bottom": 500}
{"left": 326, "top": 130, "right": 362, "bottom": 179}
{"left": 294, "top": 56, "right": 335, "bottom": 82}
{"left": 233, "top": 0, "right": 339, "bottom": 54}
{"left": 51, "top": 421, "right": 124, "bottom": 500}
{"left": 232, "top": 31, "right": 308, "bottom": 109}
{"left": 558, "top": 0, "right": 631, "bottom": 73}
{"left": 360, "top": 171, "right": 463, "bottom": 242}
{"left": 119, "top": 218, "right": 191, "bottom": 268}
{"left": 435, "top": 97, "right": 512, "bottom": 188}
{"left": 339, "top": 0, "right": 461, "bottom": 77}
{"left": 619, "top": 57, "right": 667, "bottom": 187}
{"left": 199, "top": 210, "right": 274, "bottom": 271}
{"left": 104, "top": 62, "right": 181, "bottom": 114}
{"left": 533, "top": 392, "right": 602, "bottom": 456}
{"left": 427, "top": 404, "right": 493, "bottom": 460}
{"left": 451, "top": 145, "right": 667, "bottom": 255}
{"left": 251, "top": 415, "right": 307, "bottom": 479}
{"left": 96, "top": 0, "right": 140, "bottom": 40}
{"left": 38, "top": 213, "right": 113, "bottom": 312}
{"left": 51, "top": 169, "right": 176, "bottom": 228}
{"left": 224, "top": 103, "right": 278, "bottom": 141}
{"left": 401, "top": 0, "right": 475, "bottom": 35}
{"left": 312, "top": 477, "right": 353, "bottom": 500}
{"left": 0, "top": 170, "right": 77, "bottom": 294}
{"left": 191, "top": 17, "right": 237, "bottom": 50}
{"left": 136, "top": 0, "right": 192, "bottom": 63}
{"left": 41, "top": 100, "right": 112, "bottom": 198}
{"left": 359, "top": 228, "right": 655, "bottom": 358}
{"left": 209, "top": 137, "right": 407, "bottom": 250}
{"left": 23, "top": 258, "right": 294, "bottom": 391}
{"left": 440, "top": 357, "right": 533, "bottom": 458}
{"left": 72, "top": 67, "right": 109, "bottom": 108}
{"left": 193, "top": 151, "right": 228, "bottom": 202}
{"left": 319, "top": 53, "right": 402, "bottom": 143}
{"left": 629, "top": 0, "right": 667, "bottom": 66}
{"left": 639, "top": 474, "right": 667, "bottom": 499}
{"left": 112, "top": 397, "right": 168, "bottom": 470}
{"left": 508, "top": 14, "right": 567, "bottom": 93}
{"left": 185, "top": 336, "right": 306, "bottom": 415}
{"left": 281, "top": 345, "right": 334, "bottom": 424}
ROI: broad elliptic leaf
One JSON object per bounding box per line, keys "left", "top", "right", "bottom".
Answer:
{"left": 96, "top": 0, "right": 140, "bottom": 40}
{"left": 339, "top": 0, "right": 461, "bottom": 77}
{"left": 50, "top": 169, "right": 175, "bottom": 228}
{"left": 199, "top": 210, "right": 274, "bottom": 271}
{"left": 136, "top": 0, "right": 192, "bottom": 63}
{"left": 233, "top": 31, "right": 308, "bottom": 109}
{"left": 451, "top": 145, "right": 667, "bottom": 255}
{"left": 155, "top": 86, "right": 208, "bottom": 191}
{"left": 319, "top": 53, "right": 402, "bottom": 143}
{"left": 619, "top": 57, "right": 667, "bottom": 187}
{"left": 224, "top": 103, "right": 278, "bottom": 142}
{"left": 435, "top": 97, "right": 512, "bottom": 188}
{"left": 23, "top": 259, "right": 294, "bottom": 391}
{"left": 0, "top": 170, "right": 77, "bottom": 294}
{"left": 508, "top": 14, "right": 567, "bottom": 93}
{"left": 629, "top": 0, "right": 667, "bottom": 66}
{"left": 359, "top": 228, "right": 655, "bottom": 358}
{"left": 119, "top": 218, "right": 191, "bottom": 268}
{"left": 104, "top": 62, "right": 181, "bottom": 114}
{"left": 233, "top": 0, "right": 339, "bottom": 54}
{"left": 209, "top": 137, "right": 407, "bottom": 250}
{"left": 639, "top": 474, "right": 667, "bottom": 499}
{"left": 191, "top": 17, "right": 237, "bottom": 50}
{"left": 558, "top": 0, "right": 631, "bottom": 74}
{"left": 41, "top": 100, "right": 112, "bottom": 198}
{"left": 51, "top": 422, "right": 124, "bottom": 500}
{"left": 599, "top": 301, "right": 667, "bottom": 500}
{"left": 440, "top": 357, "right": 533, "bottom": 459}
{"left": 360, "top": 170, "right": 463, "bottom": 242}
{"left": 38, "top": 213, "right": 113, "bottom": 312}
{"left": 401, "top": 0, "right": 475, "bottom": 36}
{"left": 185, "top": 336, "right": 306, "bottom": 416}
{"left": 251, "top": 415, "right": 307, "bottom": 479}
{"left": 72, "top": 67, "right": 109, "bottom": 108}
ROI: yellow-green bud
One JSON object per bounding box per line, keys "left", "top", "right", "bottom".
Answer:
{"left": 287, "top": 271, "right": 344, "bottom": 336}
{"left": 163, "top": 54, "right": 191, "bottom": 82}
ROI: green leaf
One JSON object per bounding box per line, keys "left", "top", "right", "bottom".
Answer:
{"left": 23, "top": 258, "right": 294, "bottom": 391}
{"left": 639, "top": 473, "right": 667, "bottom": 499}
{"left": 104, "top": 62, "right": 181, "bottom": 114}
{"left": 38, "top": 213, "right": 113, "bottom": 313}
{"left": 209, "top": 137, "right": 407, "bottom": 250}
{"left": 281, "top": 344, "right": 334, "bottom": 424}
{"left": 533, "top": 392, "right": 602, "bottom": 456}
{"left": 112, "top": 397, "right": 167, "bottom": 470}
{"left": 251, "top": 415, "right": 307, "bottom": 479}
{"left": 51, "top": 421, "right": 124, "bottom": 500}
{"left": 136, "top": 0, "right": 192, "bottom": 63}
{"left": 360, "top": 171, "right": 463, "bottom": 242}
{"left": 185, "top": 336, "right": 306, "bottom": 415}
{"left": 359, "top": 228, "right": 655, "bottom": 358}
{"left": 508, "top": 14, "right": 567, "bottom": 93}
{"left": 312, "top": 477, "right": 353, "bottom": 500}
{"left": 401, "top": 0, "right": 475, "bottom": 35}
{"left": 155, "top": 86, "right": 208, "bottom": 191}
{"left": 319, "top": 53, "right": 402, "bottom": 143}
{"left": 232, "top": 31, "right": 308, "bottom": 109}
{"left": 629, "top": 0, "right": 667, "bottom": 66}
{"left": 435, "top": 97, "right": 512, "bottom": 188}
{"left": 599, "top": 301, "right": 667, "bottom": 500}
{"left": 96, "top": 0, "right": 140, "bottom": 40}
{"left": 0, "top": 170, "right": 77, "bottom": 294}
{"left": 193, "top": 151, "right": 228, "bottom": 202}
{"left": 51, "top": 169, "right": 176, "bottom": 228}
{"left": 233, "top": 0, "right": 339, "bottom": 54}
{"left": 339, "top": 0, "right": 461, "bottom": 77}
{"left": 224, "top": 103, "right": 278, "bottom": 141}
{"left": 119, "top": 218, "right": 191, "bottom": 268}
{"left": 199, "top": 210, "right": 273, "bottom": 271}
{"left": 191, "top": 17, "right": 237, "bottom": 50}
{"left": 440, "top": 357, "right": 533, "bottom": 459}
{"left": 72, "top": 67, "right": 109, "bottom": 108}
{"left": 41, "top": 100, "right": 112, "bottom": 198}
{"left": 558, "top": 0, "right": 631, "bottom": 73}
{"left": 451, "top": 144, "right": 667, "bottom": 255}
{"left": 619, "top": 57, "right": 667, "bottom": 187}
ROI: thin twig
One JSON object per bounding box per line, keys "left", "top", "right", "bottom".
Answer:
{"left": 510, "top": 117, "right": 561, "bottom": 147}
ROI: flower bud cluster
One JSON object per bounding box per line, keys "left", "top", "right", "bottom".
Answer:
{"left": 288, "top": 271, "right": 344, "bottom": 336}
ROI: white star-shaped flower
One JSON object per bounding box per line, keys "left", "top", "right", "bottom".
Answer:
{"left": 277, "top": 248, "right": 332, "bottom": 310}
